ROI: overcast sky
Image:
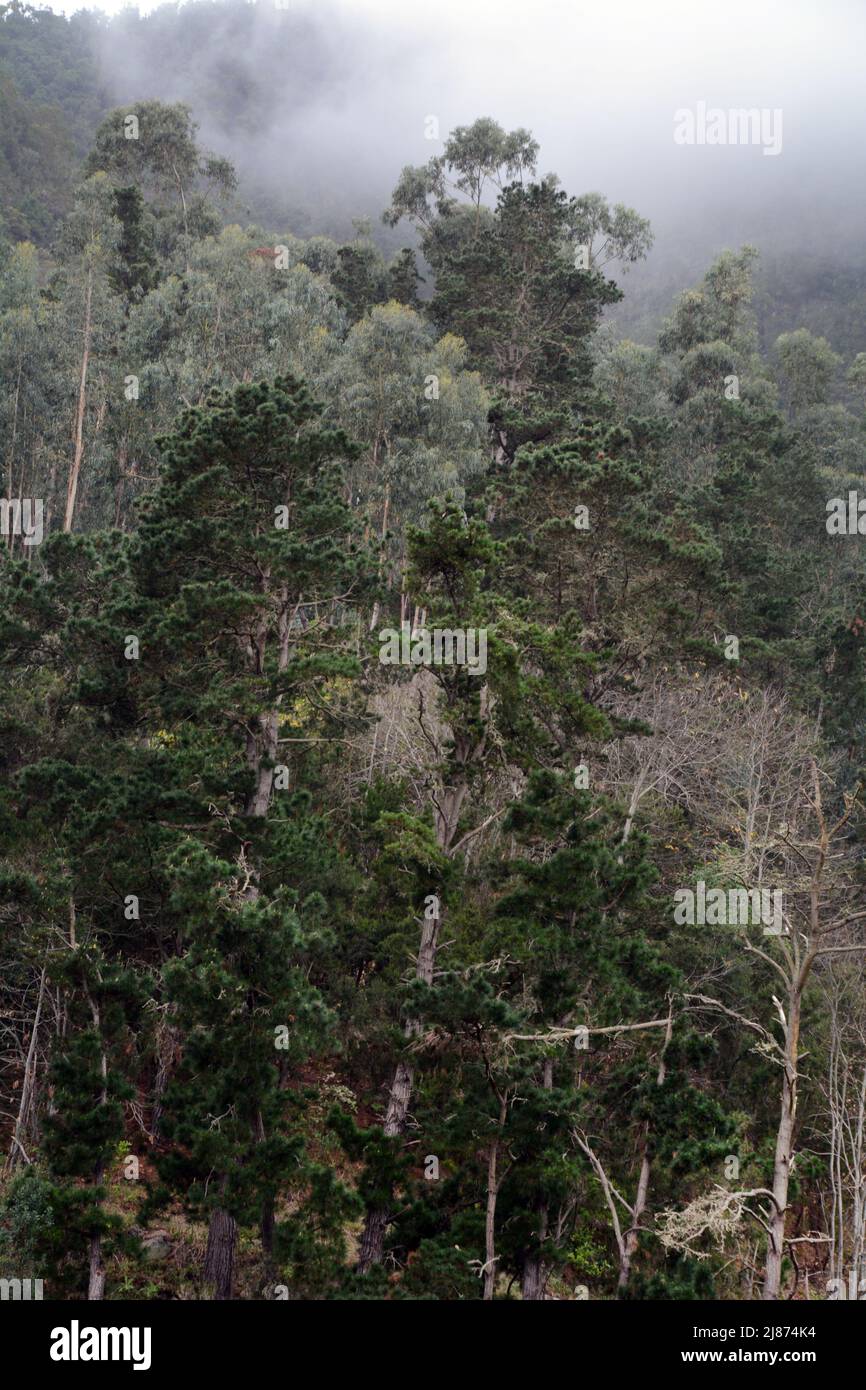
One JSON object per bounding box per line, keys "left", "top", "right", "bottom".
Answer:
{"left": 33, "top": 0, "right": 866, "bottom": 306}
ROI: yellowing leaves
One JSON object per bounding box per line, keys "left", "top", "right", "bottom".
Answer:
{"left": 278, "top": 677, "right": 353, "bottom": 730}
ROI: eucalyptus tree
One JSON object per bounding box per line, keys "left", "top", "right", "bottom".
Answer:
{"left": 84, "top": 100, "right": 237, "bottom": 273}
{"left": 50, "top": 174, "right": 124, "bottom": 535}
{"left": 125, "top": 225, "right": 345, "bottom": 413}
{"left": 384, "top": 119, "right": 651, "bottom": 407}
{"left": 774, "top": 328, "right": 842, "bottom": 418}
{"left": 0, "top": 241, "right": 53, "bottom": 544}
{"left": 328, "top": 301, "right": 488, "bottom": 557}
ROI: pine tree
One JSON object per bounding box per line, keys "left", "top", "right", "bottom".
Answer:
{"left": 127, "top": 375, "right": 375, "bottom": 1297}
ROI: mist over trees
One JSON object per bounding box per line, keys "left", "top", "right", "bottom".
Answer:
{"left": 2, "top": 0, "right": 866, "bottom": 1309}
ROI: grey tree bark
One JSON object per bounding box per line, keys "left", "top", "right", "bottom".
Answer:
{"left": 204, "top": 1206, "right": 238, "bottom": 1301}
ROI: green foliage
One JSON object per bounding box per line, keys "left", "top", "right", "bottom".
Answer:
{"left": 2, "top": 51, "right": 866, "bottom": 1306}
{"left": 0, "top": 1166, "right": 55, "bottom": 1276}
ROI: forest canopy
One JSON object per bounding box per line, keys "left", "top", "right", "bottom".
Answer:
{"left": 1, "top": 0, "right": 866, "bottom": 1311}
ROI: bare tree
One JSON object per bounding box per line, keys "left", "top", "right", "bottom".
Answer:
{"left": 817, "top": 962, "right": 866, "bottom": 1296}
{"left": 664, "top": 757, "right": 866, "bottom": 1299}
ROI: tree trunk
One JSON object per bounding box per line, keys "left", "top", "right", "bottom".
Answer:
{"left": 173, "top": 162, "right": 191, "bottom": 273}
{"left": 521, "top": 1057, "right": 553, "bottom": 1300}
{"left": 355, "top": 1055, "right": 418, "bottom": 1273}
{"left": 618, "top": 1007, "right": 673, "bottom": 1291}
{"left": 357, "top": 685, "right": 488, "bottom": 1273}
{"left": 6, "top": 968, "right": 46, "bottom": 1170}
{"left": 355, "top": 1206, "right": 390, "bottom": 1276}
{"left": 380, "top": 480, "right": 390, "bottom": 541}
{"left": 151, "top": 1012, "right": 179, "bottom": 1141}
{"left": 4, "top": 361, "right": 21, "bottom": 553}
{"left": 763, "top": 993, "right": 800, "bottom": 1300}
{"left": 482, "top": 1093, "right": 509, "bottom": 1300}
{"left": 86, "top": 979, "right": 107, "bottom": 1301}
{"left": 483, "top": 1135, "right": 501, "bottom": 1301}
{"left": 64, "top": 268, "right": 92, "bottom": 533}
{"left": 521, "top": 1252, "right": 545, "bottom": 1301}
{"left": 204, "top": 1206, "right": 237, "bottom": 1300}
{"left": 356, "top": 906, "right": 442, "bottom": 1272}
{"left": 88, "top": 1204, "right": 106, "bottom": 1301}
{"left": 244, "top": 707, "right": 279, "bottom": 819}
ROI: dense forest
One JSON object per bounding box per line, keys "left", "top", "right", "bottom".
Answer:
{"left": 2, "top": 0, "right": 866, "bottom": 1307}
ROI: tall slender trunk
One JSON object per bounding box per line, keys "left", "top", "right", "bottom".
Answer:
{"left": 64, "top": 268, "right": 92, "bottom": 533}
{"left": 86, "top": 982, "right": 107, "bottom": 1301}
{"left": 151, "top": 1011, "right": 179, "bottom": 1141}
{"left": 4, "top": 360, "right": 22, "bottom": 553}
{"left": 356, "top": 905, "right": 442, "bottom": 1272}
{"left": 6, "top": 968, "right": 46, "bottom": 1170}
{"left": 763, "top": 993, "right": 800, "bottom": 1300}
{"left": 617, "top": 1007, "right": 673, "bottom": 1291}
{"left": 852, "top": 1063, "right": 866, "bottom": 1293}
{"left": 483, "top": 1095, "right": 508, "bottom": 1301}
{"left": 522, "top": 1057, "right": 553, "bottom": 1300}
{"left": 380, "top": 481, "right": 390, "bottom": 541}
{"left": 88, "top": 1185, "right": 106, "bottom": 1301}
{"left": 172, "top": 163, "right": 191, "bottom": 274}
